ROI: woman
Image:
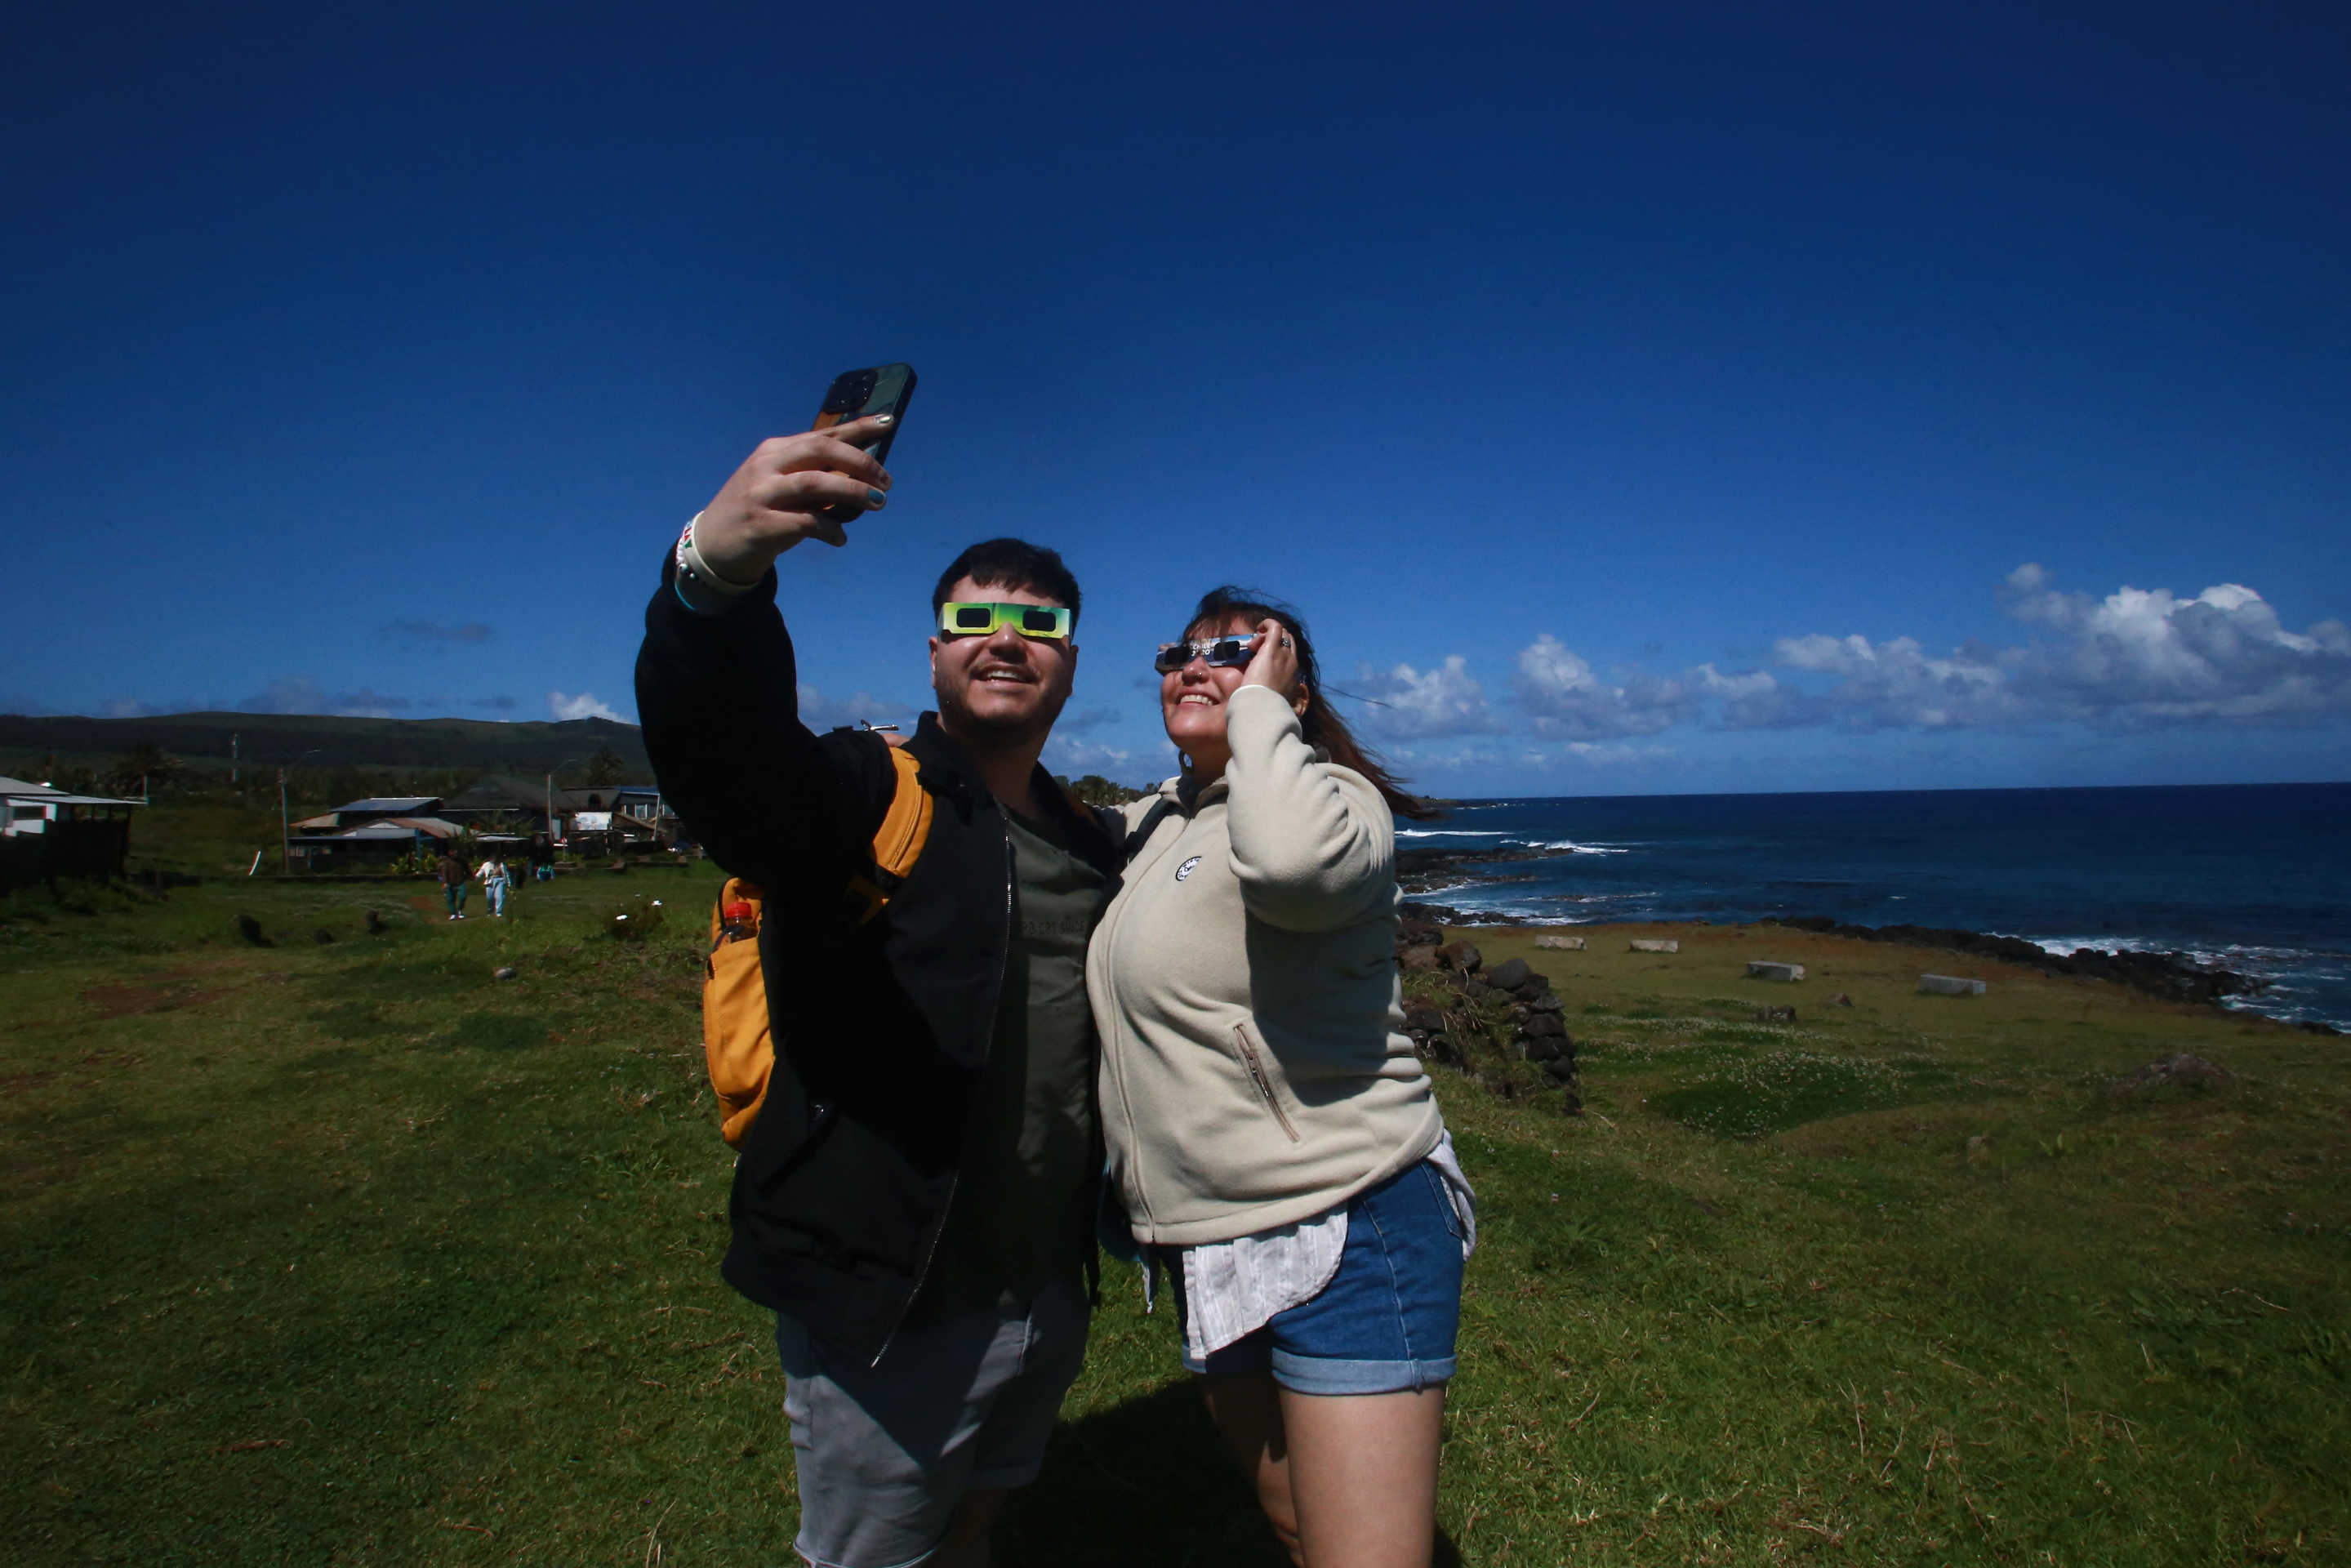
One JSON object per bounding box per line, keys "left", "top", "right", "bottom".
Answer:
{"left": 1088, "top": 587, "right": 1472, "bottom": 1568}
{"left": 477, "top": 849, "right": 512, "bottom": 918}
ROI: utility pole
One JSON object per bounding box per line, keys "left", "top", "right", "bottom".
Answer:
{"left": 278, "top": 749, "right": 323, "bottom": 875}
{"left": 546, "top": 756, "right": 580, "bottom": 850}
{"left": 231, "top": 732, "right": 240, "bottom": 785}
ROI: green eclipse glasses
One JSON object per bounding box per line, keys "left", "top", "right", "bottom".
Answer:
{"left": 938, "top": 601, "right": 1072, "bottom": 639}
{"left": 1154, "top": 634, "right": 1262, "bottom": 673}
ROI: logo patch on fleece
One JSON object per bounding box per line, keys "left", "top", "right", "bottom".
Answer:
{"left": 1174, "top": 855, "right": 1202, "bottom": 882}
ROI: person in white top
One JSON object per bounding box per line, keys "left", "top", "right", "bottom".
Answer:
{"left": 476, "top": 852, "right": 511, "bottom": 918}
{"left": 1088, "top": 586, "right": 1472, "bottom": 1568}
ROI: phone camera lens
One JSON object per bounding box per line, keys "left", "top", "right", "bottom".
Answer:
{"left": 822, "top": 370, "right": 881, "bottom": 416}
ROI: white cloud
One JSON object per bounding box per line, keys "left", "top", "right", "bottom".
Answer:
{"left": 795, "top": 684, "right": 919, "bottom": 733}
{"left": 1994, "top": 564, "right": 2351, "bottom": 724}
{"left": 550, "top": 690, "right": 625, "bottom": 723}
{"left": 1351, "top": 656, "right": 1499, "bottom": 739}
{"left": 1760, "top": 565, "right": 2351, "bottom": 731}
{"left": 1767, "top": 632, "right": 2015, "bottom": 730}
{"left": 1512, "top": 635, "right": 1691, "bottom": 738}
{"left": 1044, "top": 734, "right": 1147, "bottom": 781}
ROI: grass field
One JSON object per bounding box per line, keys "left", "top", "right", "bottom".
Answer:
{"left": 4, "top": 872, "right": 2345, "bottom": 1566}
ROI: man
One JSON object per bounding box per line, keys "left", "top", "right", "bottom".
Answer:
{"left": 634, "top": 413, "right": 1121, "bottom": 1568}
{"left": 437, "top": 843, "right": 470, "bottom": 920}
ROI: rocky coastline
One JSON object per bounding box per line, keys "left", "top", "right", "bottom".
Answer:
{"left": 1396, "top": 862, "right": 2273, "bottom": 1013}
{"left": 1396, "top": 844, "right": 1563, "bottom": 897}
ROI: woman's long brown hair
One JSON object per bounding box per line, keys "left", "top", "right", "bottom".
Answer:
{"left": 1182, "top": 586, "right": 1440, "bottom": 822}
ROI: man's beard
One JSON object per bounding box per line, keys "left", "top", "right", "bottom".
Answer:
{"left": 936, "top": 679, "right": 1068, "bottom": 751}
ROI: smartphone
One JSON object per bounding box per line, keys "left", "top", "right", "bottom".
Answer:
{"left": 814, "top": 363, "right": 916, "bottom": 523}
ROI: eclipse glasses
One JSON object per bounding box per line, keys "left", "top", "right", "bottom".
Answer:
{"left": 1153, "top": 634, "right": 1262, "bottom": 674}
{"left": 938, "top": 601, "right": 1072, "bottom": 639}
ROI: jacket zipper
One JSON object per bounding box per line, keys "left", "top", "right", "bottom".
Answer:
{"left": 865, "top": 824, "right": 1012, "bottom": 1370}
{"left": 1232, "top": 1022, "right": 1302, "bottom": 1143}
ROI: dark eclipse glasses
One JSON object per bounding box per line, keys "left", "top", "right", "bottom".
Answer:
{"left": 937, "top": 601, "right": 1072, "bottom": 639}
{"left": 1153, "top": 634, "right": 1262, "bottom": 674}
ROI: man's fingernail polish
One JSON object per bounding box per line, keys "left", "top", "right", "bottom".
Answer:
{"left": 867, "top": 488, "right": 888, "bottom": 508}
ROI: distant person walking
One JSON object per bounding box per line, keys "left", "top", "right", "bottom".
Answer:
{"left": 477, "top": 851, "right": 511, "bottom": 917}
{"left": 530, "top": 832, "right": 555, "bottom": 882}
{"left": 438, "top": 845, "right": 470, "bottom": 920}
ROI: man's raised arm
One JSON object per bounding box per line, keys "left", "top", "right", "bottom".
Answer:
{"left": 631, "top": 417, "right": 896, "bottom": 898}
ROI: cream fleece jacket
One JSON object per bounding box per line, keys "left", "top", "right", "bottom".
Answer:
{"left": 1089, "top": 684, "right": 1444, "bottom": 1245}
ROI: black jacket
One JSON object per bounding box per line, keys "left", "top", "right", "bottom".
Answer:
{"left": 635, "top": 555, "right": 1121, "bottom": 1363}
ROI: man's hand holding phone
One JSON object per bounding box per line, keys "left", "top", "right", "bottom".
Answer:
{"left": 694, "top": 415, "right": 895, "bottom": 581}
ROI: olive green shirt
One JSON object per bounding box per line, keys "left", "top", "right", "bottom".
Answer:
{"left": 910, "top": 804, "right": 1106, "bottom": 1320}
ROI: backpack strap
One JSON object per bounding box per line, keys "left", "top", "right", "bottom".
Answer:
{"left": 844, "top": 745, "right": 934, "bottom": 924}
{"left": 1121, "top": 796, "right": 1174, "bottom": 863}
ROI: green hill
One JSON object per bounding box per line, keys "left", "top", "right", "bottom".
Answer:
{"left": 0, "top": 710, "right": 648, "bottom": 776}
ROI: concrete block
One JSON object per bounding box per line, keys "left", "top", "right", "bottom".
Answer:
{"left": 1534, "top": 934, "right": 1586, "bottom": 951}
{"left": 1746, "top": 960, "right": 1805, "bottom": 982}
{"left": 1628, "top": 938, "right": 1679, "bottom": 954}
{"left": 1918, "top": 973, "right": 1987, "bottom": 997}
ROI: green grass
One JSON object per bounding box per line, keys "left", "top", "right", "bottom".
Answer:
{"left": 4, "top": 897, "right": 2346, "bottom": 1564}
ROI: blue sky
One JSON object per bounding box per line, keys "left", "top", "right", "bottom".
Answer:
{"left": 6, "top": 2, "right": 2345, "bottom": 795}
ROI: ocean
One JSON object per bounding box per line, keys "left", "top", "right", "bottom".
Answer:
{"left": 1400, "top": 782, "right": 2351, "bottom": 1031}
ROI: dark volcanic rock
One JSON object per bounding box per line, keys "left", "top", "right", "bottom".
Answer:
{"left": 1436, "top": 941, "right": 1483, "bottom": 974}
{"left": 1487, "top": 956, "right": 1531, "bottom": 991}
{"left": 1399, "top": 943, "right": 1441, "bottom": 973}
{"left": 1396, "top": 844, "right": 1568, "bottom": 894}
{"left": 1776, "top": 915, "right": 2263, "bottom": 1008}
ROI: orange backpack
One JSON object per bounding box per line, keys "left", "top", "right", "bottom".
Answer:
{"left": 701, "top": 746, "right": 934, "bottom": 1147}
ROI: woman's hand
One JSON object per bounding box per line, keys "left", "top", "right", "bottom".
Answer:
{"left": 1238, "top": 617, "right": 1303, "bottom": 709}
{"left": 692, "top": 415, "right": 896, "bottom": 580}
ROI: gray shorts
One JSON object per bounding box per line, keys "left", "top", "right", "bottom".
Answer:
{"left": 776, "top": 1281, "right": 1089, "bottom": 1568}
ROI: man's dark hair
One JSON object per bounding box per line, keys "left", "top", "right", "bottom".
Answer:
{"left": 932, "top": 538, "right": 1082, "bottom": 626}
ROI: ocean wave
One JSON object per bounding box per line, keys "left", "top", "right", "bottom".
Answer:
{"left": 1396, "top": 829, "right": 1512, "bottom": 839}
{"left": 1533, "top": 840, "right": 1629, "bottom": 855}
{"left": 1530, "top": 889, "right": 1662, "bottom": 905}
{"left": 2006, "top": 933, "right": 2322, "bottom": 969}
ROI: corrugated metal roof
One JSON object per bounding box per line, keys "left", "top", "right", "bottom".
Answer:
{"left": 0, "top": 777, "right": 140, "bottom": 806}
{"left": 332, "top": 796, "right": 439, "bottom": 814}
{"left": 329, "top": 816, "right": 463, "bottom": 840}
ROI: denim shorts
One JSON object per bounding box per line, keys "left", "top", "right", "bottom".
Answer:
{"left": 1171, "top": 1159, "right": 1465, "bottom": 1395}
